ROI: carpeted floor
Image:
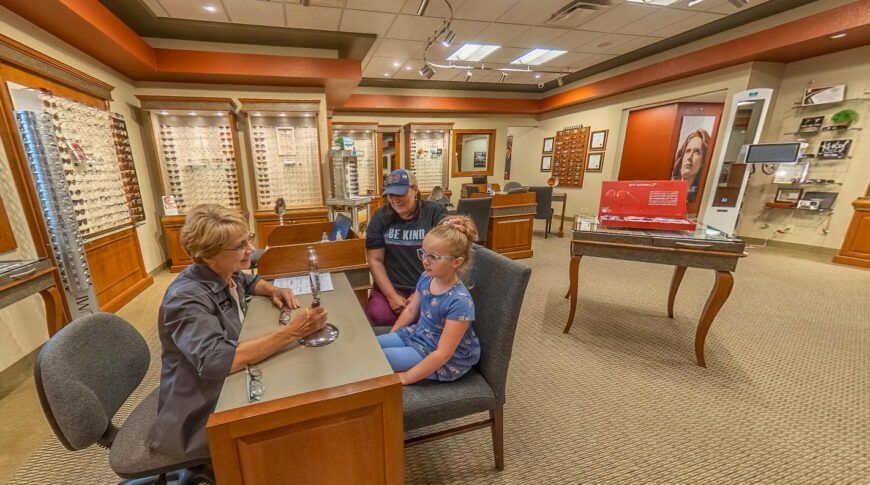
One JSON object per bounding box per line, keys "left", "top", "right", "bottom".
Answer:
{"left": 5, "top": 233, "right": 870, "bottom": 484}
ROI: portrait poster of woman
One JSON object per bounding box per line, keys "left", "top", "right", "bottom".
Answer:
{"left": 671, "top": 116, "right": 716, "bottom": 204}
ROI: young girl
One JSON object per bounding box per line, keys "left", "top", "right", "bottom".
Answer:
{"left": 376, "top": 215, "right": 479, "bottom": 385}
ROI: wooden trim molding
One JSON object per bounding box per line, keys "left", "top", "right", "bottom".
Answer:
{"left": 135, "top": 95, "right": 237, "bottom": 112}
{"left": 0, "top": 34, "right": 114, "bottom": 100}
{"left": 237, "top": 98, "right": 321, "bottom": 113}
{"left": 0, "top": 192, "right": 17, "bottom": 253}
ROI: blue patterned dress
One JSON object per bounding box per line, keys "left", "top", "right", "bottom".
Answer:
{"left": 396, "top": 275, "right": 479, "bottom": 381}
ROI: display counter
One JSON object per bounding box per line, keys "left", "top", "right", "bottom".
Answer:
{"left": 472, "top": 192, "right": 536, "bottom": 259}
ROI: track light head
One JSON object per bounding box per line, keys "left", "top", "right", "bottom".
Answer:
{"left": 416, "top": 0, "right": 430, "bottom": 16}
{"left": 557, "top": 77, "right": 564, "bottom": 87}
{"left": 499, "top": 72, "right": 507, "bottom": 84}
{"left": 441, "top": 30, "right": 456, "bottom": 48}
{"left": 419, "top": 64, "right": 435, "bottom": 79}
{"left": 464, "top": 70, "right": 472, "bottom": 82}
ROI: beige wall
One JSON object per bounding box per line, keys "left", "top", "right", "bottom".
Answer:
{"left": 736, "top": 44, "right": 870, "bottom": 249}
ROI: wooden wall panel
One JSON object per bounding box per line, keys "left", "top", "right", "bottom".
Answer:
{"left": 619, "top": 103, "right": 680, "bottom": 181}
{"left": 0, "top": 193, "right": 17, "bottom": 253}
{"left": 83, "top": 227, "right": 153, "bottom": 312}
{"left": 487, "top": 215, "right": 534, "bottom": 260}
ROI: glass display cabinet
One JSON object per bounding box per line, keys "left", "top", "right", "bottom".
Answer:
{"left": 331, "top": 122, "right": 379, "bottom": 197}
{"left": 404, "top": 122, "right": 453, "bottom": 194}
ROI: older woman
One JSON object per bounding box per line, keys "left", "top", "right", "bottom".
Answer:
{"left": 365, "top": 169, "right": 447, "bottom": 326}
{"left": 147, "top": 204, "right": 327, "bottom": 459}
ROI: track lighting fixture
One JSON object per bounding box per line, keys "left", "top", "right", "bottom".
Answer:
{"left": 499, "top": 72, "right": 507, "bottom": 84}
{"left": 557, "top": 77, "right": 564, "bottom": 87}
{"left": 419, "top": 64, "right": 436, "bottom": 79}
{"left": 464, "top": 70, "right": 472, "bottom": 82}
{"left": 416, "top": 0, "right": 430, "bottom": 16}
{"left": 441, "top": 30, "right": 456, "bottom": 48}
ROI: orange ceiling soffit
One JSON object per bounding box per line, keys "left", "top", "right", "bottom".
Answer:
{"left": 153, "top": 49, "right": 360, "bottom": 82}
{"left": 340, "top": 94, "right": 542, "bottom": 114}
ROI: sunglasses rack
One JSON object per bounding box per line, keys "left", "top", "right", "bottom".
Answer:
{"left": 328, "top": 150, "right": 361, "bottom": 200}
{"left": 248, "top": 116, "right": 324, "bottom": 211}
{"left": 111, "top": 114, "right": 145, "bottom": 223}
{"left": 332, "top": 129, "right": 377, "bottom": 196}
{"left": 14, "top": 110, "right": 100, "bottom": 318}
{"left": 155, "top": 114, "right": 242, "bottom": 213}
{"left": 551, "top": 126, "right": 589, "bottom": 188}
{"left": 406, "top": 128, "right": 450, "bottom": 193}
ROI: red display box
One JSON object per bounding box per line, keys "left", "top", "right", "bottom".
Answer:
{"left": 598, "top": 180, "right": 697, "bottom": 231}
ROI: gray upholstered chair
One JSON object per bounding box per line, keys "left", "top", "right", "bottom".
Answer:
{"left": 427, "top": 186, "right": 450, "bottom": 207}
{"left": 507, "top": 186, "right": 528, "bottom": 194}
{"left": 454, "top": 196, "right": 492, "bottom": 245}
{"left": 34, "top": 313, "right": 213, "bottom": 485}
{"left": 528, "top": 186, "right": 555, "bottom": 238}
{"left": 399, "top": 245, "right": 531, "bottom": 470}
{"left": 502, "top": 181, "right": 522, "bottom": 192}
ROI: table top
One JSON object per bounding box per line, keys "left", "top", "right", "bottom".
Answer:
{"left": 571, "top": 220, "right": 746, "bottom": 255}
{"left": 326, "top": 196, "right": 372, "bottom": 206}
{"left": 213, "top": 273, "right": 394, "bottom": 413}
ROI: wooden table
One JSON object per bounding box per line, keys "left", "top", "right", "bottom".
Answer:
{"left": 207, "top": 273, "right": 403, "bottom": 484}
{"left": 0, "top": 258, "right": 64, "bottom": 335}
{"left": 552, "top": 192, "right": 567, "bottom": 237}
{"left": 564, "top": 224, "right": 746, "bottom": 367}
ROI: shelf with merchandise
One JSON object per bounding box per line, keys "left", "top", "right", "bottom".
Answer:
{"left": 790, "top": 96, "right": 870, "bottom": 109}
{"left": 332, "top": 122, "right": 379, "bottom": 197}
{"left": 404, "top": 122, "right": 453, "bottom": 193}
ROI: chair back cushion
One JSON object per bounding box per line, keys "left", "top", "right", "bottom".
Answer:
{"left": 34, "top": 312, "right": 150, "bottom": 451}
{"left": 465, "top": 185, "right": 480, "bottom": 197}
{"left": 507, "top": 187, "right": 528, "bottom": 194}
{"left": 468, "top": 246, "right": 531, "bottom": 404}
{"left": 455, "top": 197, "right": 492, "bottom": 242}
{"left": 528, "top": 186, "right": 553, "bottom": 219}
{"left": 503, "top": 181, "right": 522, "bottom": 192}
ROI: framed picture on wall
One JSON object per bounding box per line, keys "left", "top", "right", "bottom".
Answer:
{"left": 540, "top": 155, "right": 552, "bottom": 172}
{"left": 801, "top": 84, "right": 846, "bottom": 106}
{"left": 774, "top": 187, "right": 802, "bottom": 205}
{"left": 542, "top": 137, "right": 554, "bottom": 153}
{"left": 473, "top": 151, "right": 487, "bottom": 167}
{"left": 798, "top": 116, "right": 824, "bottom": 132}
{"left": 585, "top": 152, "right": 603, "bottom": 172}
{"left": 589, "top": 130, "right": 608, "bottom": 150}
{"left": 817, "top": 139, "right": 852, "bottom": 159}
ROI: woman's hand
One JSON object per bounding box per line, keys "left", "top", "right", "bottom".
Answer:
{"left": 387, "top": 293, "right": 408, "bottom": 314}
{"left": 271, "top": 287, "right": 300, "bottom": 310}
{"left": 285, "top": 306, "right": 327, "bottom": 339}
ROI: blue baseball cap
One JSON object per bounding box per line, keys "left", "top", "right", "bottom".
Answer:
{"left": 383, "top": 169, "right": 417, "bottom": 195}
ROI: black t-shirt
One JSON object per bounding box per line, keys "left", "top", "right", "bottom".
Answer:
{"left": 366, "top": 200, "right": 447, "bottom": 290}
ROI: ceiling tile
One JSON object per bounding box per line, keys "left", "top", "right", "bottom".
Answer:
{"left": 386, "top": 14, "right": 444, "bottom": 40}
{"left": 504, "top": 26, "right": 567, "bottom": 48}
{"left": 620, "top": 8, "right": 694, "bottom": 36}
{"left": 222, "top": 0, "right": 284, "bottom": 27}
{"left": 141, "top": 0, "right": 169, "bottom": 17}
{"left": 495, "top": 0, "right": 575, "bottom": 25}
{"left": 604, "top": 35, "right": 659, "bottom": 56}
{"left": 453, "top": 0, "right": 520, "bottom": 21}
{"left": 653, "top": 11, "right": 723, "bottom": 37}
{"left": 447, "top": 19, "right": 489, "bottom": 43}
{"left": 310, "top": 0, "right": 347, "bottom": 7}
{"left": 363, "top": 56, "right": 404, "bottom": 78}
{"left": 400, "top": 0, "right": 466, "bottom": 18}
{"left": 339, "top": 10, "right": 396, "bottom": 35}
{"left": 158, "top": 0, "right": 231, "bottom": 21}
{"left": 344, "top": 0, "right": 406, "bottom": 12}
{"left": 473, "top": 23, "right": 531, "bottom": 45}
{"left": 394, "top": 60, "right": 423, "bottom": 79}
{"left": 572, "top": 3, "right": 659, "bottom": 34}
{"left": 548, "top": 29, "right": 603, "bottom": 51}
{"left": 374, "top": 38, "right": 426, "bottom": 59}
{"left": 539, "top": 51, "right": 594, "bottom": 68}
{"left": 283, "top": 4, "right": 343, "bottom": 30}
{"left": 576, "top": 33, "right": 643, "bottom": 55}
{"left": 706, "top": 0, "right": 770, "bottom": 15}
{"left": 572, "top": 53, "right": 614, "bottom": 70}
{"left": 479, "top": 46, "right": 527, "bottom": 64}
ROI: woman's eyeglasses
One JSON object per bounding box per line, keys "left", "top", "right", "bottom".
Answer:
{"left": 416, "top": 248, "right": 455, "bottom": 262}
{"left": 223, "top": 233, "right": 256, "bottom": 253}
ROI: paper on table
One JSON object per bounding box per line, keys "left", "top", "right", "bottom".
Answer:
{"left": 272, "top": 273, "right": 334, "bottom": 295}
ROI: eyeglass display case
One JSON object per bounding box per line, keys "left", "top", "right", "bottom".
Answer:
{"left": 138, "top": 96, "right": 246, "bottom": 271}
{"left": 331, "top": 122, "right": 380, "bottom": 197}
{"left": 404, "top": 123, "right": 453, "bottom": 193}
{"left": 238, "top": 99, "right": 328, "bottom": 247}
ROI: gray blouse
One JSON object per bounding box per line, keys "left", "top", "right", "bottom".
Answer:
{"left": 147, "top": 263, "right": 260, "bottom": 459}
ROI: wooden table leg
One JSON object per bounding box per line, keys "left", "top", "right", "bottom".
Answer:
{"left": 558, "top": 196, "right": 567, "bottom": 237}
{"left": 695, "top": 270, "right": 734, "bottom": 368}
{"left": 39, "top": 286, "right": 64, "bottom": 336}
{"left": 563, "top": 255, "right": 582, "bottom": 333}
{"left": 668, "top": 266, "right": 687, "bottom": 318}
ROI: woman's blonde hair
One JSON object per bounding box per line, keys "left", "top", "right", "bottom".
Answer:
{"left": 427, "top": 215, "right": 478, "bottom": 284}
{"left": 180, "top": 204, "right": 249, "bottom": 265}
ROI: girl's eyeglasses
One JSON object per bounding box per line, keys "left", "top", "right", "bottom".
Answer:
{"left": 416, "top": 248, "right": 455, "bottom": 262}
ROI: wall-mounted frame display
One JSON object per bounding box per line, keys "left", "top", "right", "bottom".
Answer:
{"left": 798, "top": 116, "right": 824, "bottom": 132}
{"left": 542, "top": 137, "right": 554, "bottom": 153}
{"left": 540, "top": 155, "right": 551, "bottom": 171}
{"left": 408, "top": 123, "right": 454, "bottom": 191}
{"left": 586, "top": 152, "right": 603, "bottom": 172}
{"left": 332, "top": 122, "right": 379, "bottom": 197}
{"left": 801, "top": 84, "right": 846, "bottom": 106}
{"left": 589, "top": 129, "right": 608, "bottom": 150}
{"left": 551, "top": 125, "right": 588, "bottom": 188}
{"left": 774, "top": 187, "right": 802, "bottom": 204}
{"left": 800, "top": 191, "right": 838, "bottom": 210}
{"left": 817, "top": 139, "right": 852, "bottom": 159}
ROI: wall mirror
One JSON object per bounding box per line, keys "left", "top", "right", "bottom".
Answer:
{"left": 452, "top": 129, "right": 496, "bottom": 177}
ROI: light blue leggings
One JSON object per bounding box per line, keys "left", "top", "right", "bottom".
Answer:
{"left": 377, "top": 332, "right": 437, "bottom": 380}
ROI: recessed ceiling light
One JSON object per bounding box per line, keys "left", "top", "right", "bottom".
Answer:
{"left": 350, "top": 130, "right": 355, "bottom": 133}
{"left": 215, "top": 111, "right": 223, "bottom": 116}
{"left": 511, "top": 48, "right": 567, "bottom": 66}
{"left": 830, "top": 32, "right": 847, "bottom": 39}
{"left": 203, "top": 5, "right": 217, "bottom": 12}
{"left": 383, "top": 72, "right": 390, "bottom": 77}
{"left": 188, "top": 111, "right": 197, "bottom": 116}
{"left": 447, "top": 44, "right": 500, "bottom": 62}
{"left": 159, "top": 111, "right": 169, "bottom": 115}
{"left": 253, "top": 112, "right": 261, "bottom": 116}
{"left": 687, "top": 0, "right": 705, "bottom": 5}
{"left": 304, "top": 113, "right": 312, "bottom": 116}
{"left": 405, "top": 65, "right": 412, "bottom": 70}
{"left": 535, "top": 73, "right": 541, "bottom": 79}
{"left": 279, "top": 113, "right": 286, "bottom": 117}
{"left": 393, "top": 61, "right": 400, "bottom": 67}
{"left": 626, "top": 0, "right": 680, "bottom": 5}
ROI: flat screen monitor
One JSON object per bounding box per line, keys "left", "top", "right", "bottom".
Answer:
{"left": 744, "top": 143, "right": 802, "bottom": 164}
{"left": 471, "top": 175, "right": 488, "bottom": 184}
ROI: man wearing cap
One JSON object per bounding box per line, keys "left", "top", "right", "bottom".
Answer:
{"left": 365, "top": 169, "right": 447, "bottom": 326}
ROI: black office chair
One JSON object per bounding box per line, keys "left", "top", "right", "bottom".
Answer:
{"left": 507, "top": 186, "right": 528, "bottom": 194}
{"left": 455, "top": 197, "right": 492, "bottom": 245}
{"left": 427, "top": 186, "right": 450, "bottom": 207}
{"left": 502, "top": 181, "right": 522, "bottom": 192}
{"left": 376, "top": 246, "right": 531, "bottom": 470}
{"left": 527, "top": 186, "right": 554, "bottom": 238}
{"left": 465, "top": 185, "right": 480, "bottom": 197}
{"left": 34, "top": 313, "right": 213, "bottom": 485}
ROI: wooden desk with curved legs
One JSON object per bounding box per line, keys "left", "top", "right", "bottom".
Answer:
{"left": 563, "top": 225, "right": 746, "bottom": 367}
